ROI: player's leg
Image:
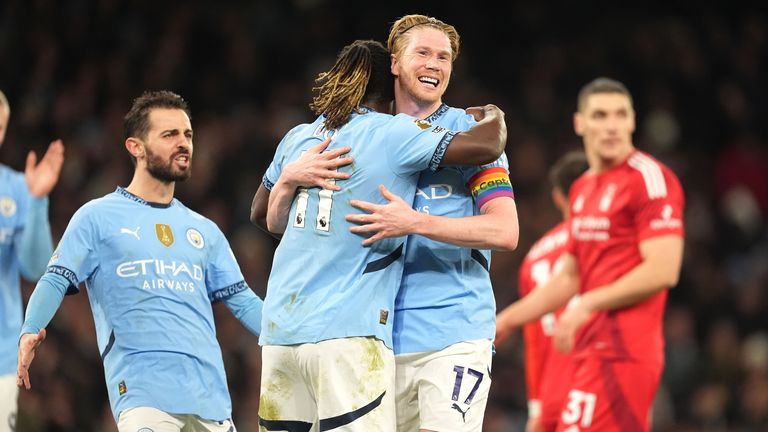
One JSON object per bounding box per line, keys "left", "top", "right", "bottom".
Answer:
{"left": 259, "top": 345, "right": 316, "bottom": 431}
{"left": 413, "top": 339, "right": 494, "bottom": 432}
{"left": 117, "top": 406, "right": 185, "bottom": 432}
{"left": 0, "top": 374, "right": 18, "bottom": 432}
{"left": 555, "top": 357, "right": 661, "bottom": 432}
{"left": 395, "top": 351, "right": 424, "bottom": 432}
{"left": 307, "top": 337, "right": 395, "bottom": 432}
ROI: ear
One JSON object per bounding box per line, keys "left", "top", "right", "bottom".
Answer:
{"left": 390, "top": 53, "right": 399, "bottom": 76}
{"left": 125, "top": 138, "right": 144, "bottom": 160}
{"left": 573, "top": 112, "right": 584, "bottom": 137}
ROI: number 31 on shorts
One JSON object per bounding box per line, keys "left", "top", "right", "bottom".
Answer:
{"left": 561, "top": 389, "right": 597, "bottom": 430}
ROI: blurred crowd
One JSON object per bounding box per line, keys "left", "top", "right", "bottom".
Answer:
{"left": 1, "top": 1, "right": 766, "bottom": 431}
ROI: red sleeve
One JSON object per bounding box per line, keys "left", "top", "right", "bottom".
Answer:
{"left": 633, "top": 167, "right": 685, "bottom": 241}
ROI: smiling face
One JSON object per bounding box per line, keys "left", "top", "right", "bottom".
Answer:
{"left": 574, "top": 92, "right": 636, "bottom": 171}
{"left": 391, "top": 26, "right": 453, "bottom": 114}
{"left": 140, "top": 108, "right": 193, "bottom": 183}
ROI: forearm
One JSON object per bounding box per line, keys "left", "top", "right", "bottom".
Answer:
{"left": 223, "top": 289, "right": 263, "bottom": 336}
{"left": 17, "top": 197, "right": 54, "bottom": 280}
{"left": 497, "top": 271, "right": 578, "bottom": 329}
{"left": 580, "top": 262, "right": 674, "bottom": 313}
{"left": 414, "top": 211, "right": 517, "bottom": 251}
{"left": 21, "top": 272, "right": 69, "bottom": 335}
{"left": 580, "top": 235, "right": 683, "bottom": 313}
{"left": 266, "top": 178, "right": 298, "bottom": 234}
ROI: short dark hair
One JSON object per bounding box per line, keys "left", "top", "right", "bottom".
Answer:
{"left": 577, "top": 77, "right": 633, "bottom": 112}
{"left": 548, "top": 150, "right": 589, "bottom": 194}
{"left": 124, "top": 90, "right": 190, "bottom": 142}
{"left": 310, "top": 40, "right": 393, "bottom": 131}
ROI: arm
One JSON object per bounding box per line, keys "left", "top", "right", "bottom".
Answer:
{"left": 250, "top": 184, "right": 276, "bottom": 237}
{"left": 265, "top": 139, "right": 352, "bottom": 234}
{"left": 440, "top": 105, "right": 507, "bottom": 166}
{"left": 16, "top": 197, "right": 54, "bottom": 280}
{"left": 347, "top": 186, "right": 518, "bottom": 250}
{"left": 17, "top": 272, "right": 69, "bottom": 389}
{"left": 17, "top": 139, "right": 63, "bottom": 279}
{"left": 222, "top": 288, "right": 263, "bottom": 336}
{"left": 553, "top": 235, "right": 683, "bottom": 353}
{"left": 495, "top": 254, "right": 579, "bottom": 343}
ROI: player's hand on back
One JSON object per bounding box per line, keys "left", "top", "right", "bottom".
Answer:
{"left": 17, "top": 329, "right": 47, "bottom": 390}
{"left": 347, "top": 185, "right": 421, "bottom": 246}
{"left": 282, "top": 137, "right": 352, "bottom": 191}
{"left": 25, "top": 139, "right": 65, "bottom": 198}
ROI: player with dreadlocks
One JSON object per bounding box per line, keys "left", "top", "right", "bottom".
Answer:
{"left": 252, "top": 39, "right": 507, "bottom": 431}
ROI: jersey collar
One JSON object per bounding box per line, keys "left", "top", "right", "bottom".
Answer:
{"left": 116, "top": 186, "right": 174, "bottom": 208}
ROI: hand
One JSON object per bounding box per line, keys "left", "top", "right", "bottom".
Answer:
{"left": 553, "top": 301, "right": 591, "bottom": 353}
{"left": 465, "top": 104, "right": 502, "bottom": 122}
{"left": 25, "top": 139, "right": 65, "bottom": 198}
{"left": 282, "top": 138, "right": 352, "bottom": 191}
{"left": 347, "top": 185, "right": 420, "bottom": 246}
{"left": 525, "top": 416, "right": 544, "bottom": 432}
{"left": 17, "top": 329, "right": 47, "bottom": 390}
{"left": 495, "top": 316, "right": 514, "bottom": 346}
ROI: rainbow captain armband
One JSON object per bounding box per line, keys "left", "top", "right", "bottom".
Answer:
{"left": 469, "top": 167, "right": 515, "bottom": 209}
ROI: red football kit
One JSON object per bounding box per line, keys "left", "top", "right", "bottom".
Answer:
{"left": 556, "top": 150, "right": 684, "bottom": 432}
{"left": 518, "top": 222, "right": 576, "bottom": 432}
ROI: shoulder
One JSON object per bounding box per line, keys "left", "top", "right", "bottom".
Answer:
{"left": 174, "top": 200, "right": 223, "bottom": 234}
{"left": 625, "top": 151, "right": 682, "bottom": 200}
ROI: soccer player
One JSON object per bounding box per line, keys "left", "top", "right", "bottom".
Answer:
{"left": 497, "top": 151, "right": 588, "bottom": 432}
{"left": 16, "top": 91, "right": 263, "bottom": 432}
{"left": 345, "top": 15, "right": 519, "bottom": 432}
{"left": 0, "top": 89, "right": 63, "bottom": 432}
{"left": 253, "top": 40, "right": 506, "bottom": 431}
{"left": 496, "top": 77, "right": 685, "bottom": 431}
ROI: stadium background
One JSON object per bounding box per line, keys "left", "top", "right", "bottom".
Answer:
{"left": 1, "top": 1, "right": 767, "bottom": 430}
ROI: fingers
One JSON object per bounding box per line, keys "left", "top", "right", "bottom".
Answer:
{"left": 25, "top": 151, "right": 37, "bottom": 173}
{"left": 348, "top": 199, "right": 377, "bottom": 213}
{"left": 465, "top": 106, "right": 484, "bottom": 121}
{"left": 310, "top": 137, "right": 333, "bottom": 153}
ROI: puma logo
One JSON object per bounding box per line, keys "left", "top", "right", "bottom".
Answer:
{"left": 451, "top": 403, "right": 470, "bottom": 422}
{"left": 120, "top": 226, "right": 141, "bottom": 240}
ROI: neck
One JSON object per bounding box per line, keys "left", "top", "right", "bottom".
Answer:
{"left": 125, "top": 169, "right": 175, "bottom": 204}
{"left": 588, "top": 146, "right": 635, "bottom": 174}
{"left": 393, "top": 81, "right": 442, "bottom": 119}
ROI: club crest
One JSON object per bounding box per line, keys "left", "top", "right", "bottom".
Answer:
{"left": 0, "top": 197, "right": 17, "bottom": 217}
{"left": 186, "top": 228, "right": 204, "bottom": 249}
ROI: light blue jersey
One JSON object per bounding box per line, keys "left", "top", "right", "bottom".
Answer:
{"left": 0, "top": 165, "right": 51, "bottom": 375}
{"left": 394, "top": 104, "right": 511, "bottom": 354}
{"left": 261, "top": 109, "right": 455, "bottom": 349}
{"left": 44, "top": 187, "right": 247, "bottom": 421}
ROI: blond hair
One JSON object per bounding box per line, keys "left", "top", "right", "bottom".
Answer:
{"left": 387, "top": 14, "right": 460, "bottom": 61}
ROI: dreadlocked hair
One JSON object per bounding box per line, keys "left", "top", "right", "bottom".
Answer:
{"left": 310, "top": 40, "right": 387, "bottom": 132}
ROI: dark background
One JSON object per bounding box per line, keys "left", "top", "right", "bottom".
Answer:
{"left": 1, "top": 1, "right": 766, "bottom": 430}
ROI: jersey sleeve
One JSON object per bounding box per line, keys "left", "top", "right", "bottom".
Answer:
{"left": 46, "top": 205, "right": 99, "bottom": 295}
{"left": 263, "top": 125, "right": 305, "bottom": 190}
{"left": 384, "top": 113, "right": 458, "bottom": 176}
{"left": 466, "top": 153, "right": 514, "bottom": 209}
{"left": 632, "top": 167, "right": 685, "bottom": 241}
{"left": 205, "top": 225, "right": 249, "bottom": 303}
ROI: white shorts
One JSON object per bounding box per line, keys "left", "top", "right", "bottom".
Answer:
{"left": 259, "top": 337, "right": 395, "bottom": 432}
{"left": 117, "top": 406, "right": 236, "bottom": 432}
{"left": 0, "top": 373, "right": 18, "bottom": 432}
{"left": 395, "top": 339, "right": 493, "bottom": 432}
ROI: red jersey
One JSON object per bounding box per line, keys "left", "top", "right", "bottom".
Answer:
{"left": 518, "top": 222, "right": 576, "bottom": 428}
{"left": 566, "top": 150, "right": 684, "bottom": 365}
